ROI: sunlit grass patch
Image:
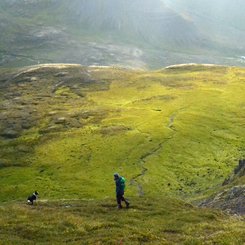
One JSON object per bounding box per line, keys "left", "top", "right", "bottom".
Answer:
{"left": 0, "top": 65, "right": 244, "bottom": 203}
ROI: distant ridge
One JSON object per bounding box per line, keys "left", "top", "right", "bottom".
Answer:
{"left": 164, "top": 63, "right": 227, "bottom": 69}
{"left": 0, "top": 0, "right": 245, "bottom": 68}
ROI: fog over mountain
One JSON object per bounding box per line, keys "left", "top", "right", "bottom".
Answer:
{"left": 0, "top": 0, "right": 244, "bottom": 68}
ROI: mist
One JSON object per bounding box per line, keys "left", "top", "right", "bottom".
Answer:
{"left": 0, "top": 0, "right": 244, "bottom": 68}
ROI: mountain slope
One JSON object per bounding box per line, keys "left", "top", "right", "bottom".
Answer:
{"left": 164, "top": 0, "right": 245, "bottom": 53}
{"left": 0, "top": 64, "right": 244, "bottom": 202}
{"left": 1, "top": 197, "right": 245, "bottom": 244}
{"left": 0, "top": 0, "right": 245, "bottom": 68}
{"left": 0, "top": 64, "right": 245, "bottom": 243}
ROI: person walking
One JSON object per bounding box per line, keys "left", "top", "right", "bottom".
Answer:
{"left": 114, "top": 173, "right": 130, "bottom": 209}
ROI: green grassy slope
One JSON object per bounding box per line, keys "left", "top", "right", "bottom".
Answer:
{"left": 0, "top": 64, "right": 244, "bottom": 202}
{"left": 0, "top": 197, "right": 245, "bottom": 244}
{"left": 0, "top": 64, "right": 245, "bottom": 244}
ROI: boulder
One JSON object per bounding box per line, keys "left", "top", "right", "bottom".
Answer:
{"left": 39, "top": 125, "right": 61, "bottom": 134}
{"left": 30, "top": 77, "right": 38, "bottom": 82}
{"left": 0, "top": 129, "right": 20, "bottom": 138}
{"left": 54, "top": 72, "right": 69, "bottom": 77}
{"left": 55, "top": 117, "right": 66, "bottom": 124}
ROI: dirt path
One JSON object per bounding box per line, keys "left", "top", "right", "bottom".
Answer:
{"left": 130, "top": 110, "right": 183, "bottom": 196}
{"left": 130, "top": 142, "right": 164, "bottom": 196}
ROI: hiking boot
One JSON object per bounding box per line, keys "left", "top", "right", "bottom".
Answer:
{"left": 118, "top": 205, "right": 122, "bottom": 209}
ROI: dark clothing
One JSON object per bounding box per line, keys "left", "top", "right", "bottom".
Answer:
{"left": 115, "top": 177, "right": 125, "bottom": 195}
{"left": 117, "top": 192, "right": 127, "bottom": 207}
{"left": 115, "top": 176, "right": 129, "bottom": 208}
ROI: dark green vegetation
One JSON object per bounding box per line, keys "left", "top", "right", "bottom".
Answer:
{"left": 0, "top": 0, "right": 245, "bottom": 68}
{"left": 0, "top": 64, "right": 245, "bottom": 243}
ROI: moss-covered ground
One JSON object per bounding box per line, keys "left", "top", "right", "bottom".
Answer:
{"left": 0, "top": 64, "right": 244, "bottom": 243}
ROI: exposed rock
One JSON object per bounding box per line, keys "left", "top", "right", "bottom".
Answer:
{"left": 21, "top": 122, "right": 34, "bottom": 129}
{"left": 100, "top": 125, "right": 131, "bottom": 135}
{"left": 234, "top": 159, "right": 245, "bottom": 175}
{"left": 54, "top": 72, "right": 69, "bottom": 77}
{"left": 13, "top": 97, "right": 21, "bottom": 101}
{"left": 20, "top": 101, "right": 28, "bottom": 106}
{"left": 223, "top": 159, "right": 245, "bottom": 185}
{"left": 55, "top": 117, "right": 67, "bottom": 124}
{"left": 30, "top": 77, "right": 38, "bottom": 82}
{"left": 39, "top": 125, "right": 61, "bottom": 134}
{"left": 0, "top": 129, "right": 20, "bottom": 139}
{"left": 200, "top": 185, "right": 245, "bottom": 215}
{"left": 48, "top": 111, "right": 58, "bottom": 116}
{"left": 201, "top": 160, "right": 245, "bottom": 215}
{"left": 67, "top": 118, "right": 82, "bottom": 128}
{"left": 79, "top": 110, "right": 108, "bottom": 121}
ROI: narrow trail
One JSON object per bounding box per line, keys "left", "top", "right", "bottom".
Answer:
{"left": 168, "top": 114, "right": 176, "bottom": 130}
{"left": 130, "top": 142, "right": 165, "bottom": 196}
{"left": 130, "top": 106, "right": 188, "bottom": 196}
{"left": 130, "top": 111, "right": 181, "bottom": 196}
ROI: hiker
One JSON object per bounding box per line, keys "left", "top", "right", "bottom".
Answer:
{"left": 114, "top": 173, "right": 130, "bottom": 209}
{"left": 27, "top": 191, "right": 39, "bottom": 205}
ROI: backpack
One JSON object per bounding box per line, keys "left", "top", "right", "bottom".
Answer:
{"left": 120, "top": 177, "right": 126, "bottom": 190}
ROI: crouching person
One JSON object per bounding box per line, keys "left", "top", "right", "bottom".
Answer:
{"left": 27, "top": 191, "right": 39, "bottom": 205}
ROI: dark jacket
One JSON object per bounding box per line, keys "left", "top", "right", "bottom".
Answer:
{"left": 115, "top": 177, "right": 125, "bottom": 195}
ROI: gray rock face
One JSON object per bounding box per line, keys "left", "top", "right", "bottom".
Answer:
{"left": 223, "top": 159, "right": 245, "bottom": 185}
{"left": 0, "top": 129, "right": 20, "bottom": 139}
{"left": 201, "top": 160, "right": 245, "bottom": 215}
{"left": 201, "top": 185, "right": 245, "bottom": 215}
{"left": 234, "top": 160, "right": 245, "bottom": 175}
{"left": 55, "top": 117, "right": 67, "bottom": 124}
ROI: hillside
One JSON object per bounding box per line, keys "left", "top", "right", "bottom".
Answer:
{"left": 165, "top": 0, "right": 245, "bottom": 55}
{"left": 1, "top": 197, "right": 245, "bottom": 244}
{"left": 0, "top": 64, "right": 244, "bottom": 201}
{"left": 0, "top": 0, "right": 245, "bottom": 68}
{"left": 0, "top": 64, "right": 245, "bottom": 243}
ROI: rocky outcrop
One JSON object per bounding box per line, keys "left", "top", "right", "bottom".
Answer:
{"left": 200, "top": 185, "right": 245, "bottom": 215}
{"left": 0, "top": 65, "right": 111, "bottom": 140}
{"left": 222, "top": 159, "right": 245, "bottom": 185}
{"left": 0, "top": 129, "right": 20, "bottom": 139}
{"left": 201, "top": 160, "right": 245, "bottom": 215}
